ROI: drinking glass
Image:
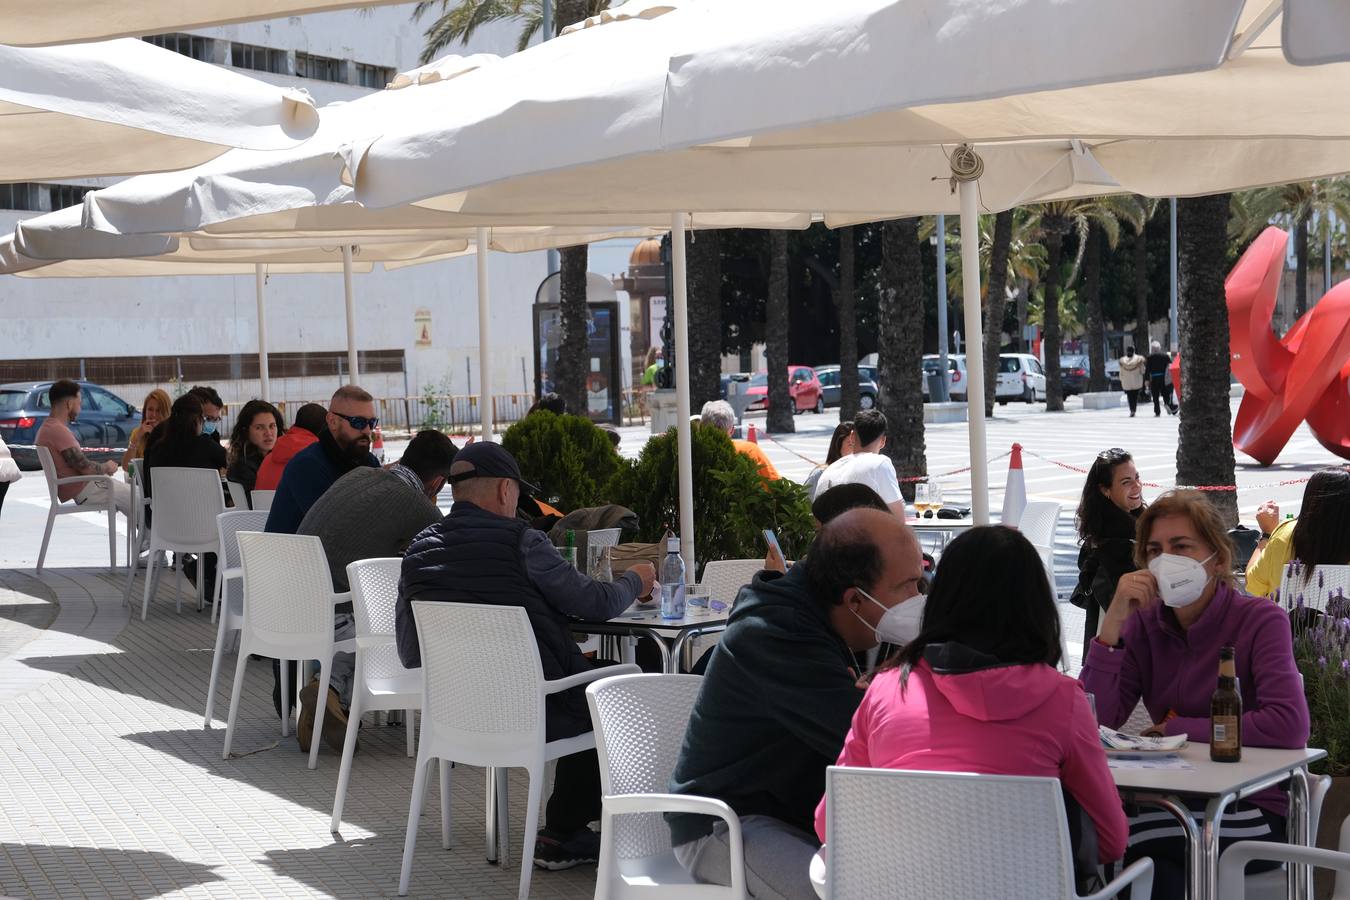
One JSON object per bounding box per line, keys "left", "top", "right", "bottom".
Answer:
{"left": 929, "top": 479, "right": 944, "bottom": 514}
{"left": 914, "top": 482, "right": 931, "bottom": 518}
{"left": 587, "top": 544, "right": 613, "bottom": 582}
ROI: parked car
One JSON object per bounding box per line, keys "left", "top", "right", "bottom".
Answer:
{"left": 744, "top": 366, "right": 825, "bottom": 414}
{"left": 1059, "top": 354, "right": 1089, "bottom": 397}
{"left": 813, "top": 365, "right": 879, "bottom": 410}
{"left": 996, "top": 353, "right": 1047, "bottom": 403}
{"left": 0, "top": 380, "right": 142, "bottom": 470}
{"left": 920, "top": 354, "right": 968, "bottom": 402}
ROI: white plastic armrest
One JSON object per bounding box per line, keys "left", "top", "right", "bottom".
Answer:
{"left": 603, "top": 793, "right": 745, "bottom": 896}
{"left": 332, "top": 591, "right": 352, "bottom": 607}
{"left": 1083, "top": 858, "right": 1153, "bottom": 900}
{"left": 543, "top": 663, "right": 642, "bottom": 695}
{"left": 355, "top": 634, "right": 396, "bottom": 651}
{"left": 1218, "top": 842, "right": 1350, "bottom": 900}
{"left": 54, "top": 473, "right": 113, "bottom": 487}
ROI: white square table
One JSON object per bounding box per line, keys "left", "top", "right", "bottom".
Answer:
{"left": 1110, "top": 743, "right": 1324, "bottom": 900}
{"left": 576, "top": 598, "right": 730, "bottom": 673}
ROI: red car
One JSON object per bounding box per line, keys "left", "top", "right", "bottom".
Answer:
{"left": 744, "top": 366, "right": 825, "bottom": 414}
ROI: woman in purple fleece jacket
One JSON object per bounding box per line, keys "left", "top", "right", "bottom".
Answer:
{"left": 1080, "top": 490, "right": 1309, "bottom": 898}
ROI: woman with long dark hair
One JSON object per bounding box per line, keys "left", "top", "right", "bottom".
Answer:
{"left": 803, "top": 421, "right": 857, "bottom": 499}
{"left": 814, "top": 526, "right": 1127, "bottom": 869}
{"left": 1246, "top": 468, "right": 1350, "bottom": 597}
{"left": 1070, "top": 448, "right": 1145, "bottom": 654}
{"left": 226, "top": 399, "right": 285, "bottom": 499}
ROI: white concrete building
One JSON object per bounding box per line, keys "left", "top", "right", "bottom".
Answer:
{"left": 0, "top": 4, "right": 638, "bottom": 424}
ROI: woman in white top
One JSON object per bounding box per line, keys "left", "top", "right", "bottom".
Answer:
{"left": 1118, "top": 346, "right": 1147, "bottom": 418}
{"left": 0, "top": 434, "right": 22, "bottom": 521}
{"left": 803, "top": 421, "right": 856, "bottom": 499}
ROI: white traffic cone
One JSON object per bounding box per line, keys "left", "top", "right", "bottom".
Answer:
{"left": 1000, "top": 442, "right": 1027, "bottom": 527}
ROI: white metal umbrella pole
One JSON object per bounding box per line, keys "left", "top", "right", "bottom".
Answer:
{"left": 953, "top": 145, "right": 990, "bottom": 525}
{"left": 341, "top": 244, "right": 358, "bottom": 384}
{"left": 671, "top": 213, "right": 696, "bottom": 576}
{"left": 476, "top": 226, "right": 493, "bottom": 441}
{"left": 255, "top": 263, "right": 270, "bottom": 399}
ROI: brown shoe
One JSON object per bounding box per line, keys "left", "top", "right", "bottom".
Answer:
{"left": 321, "top": 687, "right": 352, "bottom": 754}
{"left": 297, "top": 678, "right": 320, "bottom": 753}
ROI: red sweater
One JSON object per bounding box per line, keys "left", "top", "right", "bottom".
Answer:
{"left": 253, "top": 427, "right": 318, "bottom": 492}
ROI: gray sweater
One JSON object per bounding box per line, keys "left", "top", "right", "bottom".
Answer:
{"left": 298, "top": 465, "right": 443, "bottom": 603}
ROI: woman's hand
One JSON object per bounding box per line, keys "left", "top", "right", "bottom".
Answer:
{"left": 1140, "top": 722, "right": 1168, "bottom": 738}
{"left": 1097, "top": 570, "right": 1160, "bottom": 646}
{"left": 1255, "top": 501, "right": 1280, "bottom": 535}
{"left": 764, "top": 544, "right": 787, "bottom": 574}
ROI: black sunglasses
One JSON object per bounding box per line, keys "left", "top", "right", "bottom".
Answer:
{"left": 1096, "top": 447, "right": 1129, "bottom": 462}
{"left": 333, "top": 412, "right": 379, "bottom": 431}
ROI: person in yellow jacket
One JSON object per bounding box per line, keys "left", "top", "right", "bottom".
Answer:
{"left": 1246, "top": 469, "right": 1350, "bottom": 598}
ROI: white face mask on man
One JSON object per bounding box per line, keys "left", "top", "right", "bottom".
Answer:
{"left": 852, "top": 587, "right": 926, "bottom": 645}
{"left": 1148, "top": 552, "right": 1216, "bottom": 608}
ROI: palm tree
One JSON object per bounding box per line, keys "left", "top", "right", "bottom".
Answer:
{"left": 1129, "top": 197, "right": 1162, "bottom": 352}
{"left": 1238, "top": 179, "right": 1350, "bottom": 318}
{"left": 877, "top": 218, "right": 927, "bottom": 500}
{"left": 1025, "top": 196, "right": 1142, "bottom": 410}
{"left": 837, "top": 226, "right": 861, "bottom": 419}
{"left": 1176, "top": 193, "right": 1238, "bottom": 525}
{"left": 981, "top": 210, "right": 1014, "bottom": 417}
{"left": 413, "top": 0, "right": 604, "bottom": 412}
{"left": 686, "top": 229, "right": 723, "bottom": 409}
{"left": 765, "top": 231, "right": 794, "bottom": 433}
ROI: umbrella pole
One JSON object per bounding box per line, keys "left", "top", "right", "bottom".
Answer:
{"left": 671, "top": 212, "right": 695, "bottom": 576}
{"left": 255, "top": 264, "right": 270, "bottom": 400}
{"left": 957, "top": 174, "right": 990, "bottom": 525}
{"left": 342, "top": 245, "right": 358, "bottom": 384}
{"left": 476, "top": 227, "right": 493, "bottom": 441}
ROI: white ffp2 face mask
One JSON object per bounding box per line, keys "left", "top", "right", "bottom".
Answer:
{"left": 1148, "top": 552, "right": 1216, "bottom": 608}
{"left": 855, "top": 587, "right": 926, "bottom": 645}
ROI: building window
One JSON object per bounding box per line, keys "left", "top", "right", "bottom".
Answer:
{"left": 353, "top": 62, "right": 395, "bottom": 89}
{"left": 231, "top": 41, "right": 289, "bottom": 75}
{"left": 295, "top": 51, "right": 342, "bottom": 82}
{"left": 47, "top": 184, "right": 92, "bottom": 210}
{"left": 0, "top": 183, "right": 42, "bottom": 211}
{"left": 143, "top": 33, "right": 212, "bottom": 61}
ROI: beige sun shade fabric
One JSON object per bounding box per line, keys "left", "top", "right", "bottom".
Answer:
{"left": 0, "top": 1, "right": 409, "bottom": 46}
{"left": 0, "top": 39, "right": 318, "bottom": 182}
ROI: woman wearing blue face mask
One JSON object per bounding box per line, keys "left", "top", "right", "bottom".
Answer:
{"left": 1080, "top": 490, "right": 1309, "bottom": 899}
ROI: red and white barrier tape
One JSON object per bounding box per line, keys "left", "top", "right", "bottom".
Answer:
{"left": 1017, "top": 448, "right": 1348, "bottom": 493}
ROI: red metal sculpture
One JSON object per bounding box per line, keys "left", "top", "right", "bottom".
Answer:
{"left": 1228, "top": 226, "right": 1350, "bottom": 465}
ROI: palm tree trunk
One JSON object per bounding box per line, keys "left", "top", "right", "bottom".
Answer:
{"left": 1176, "top": 193, "right": 1238, "bottom": 526}
{"left": 554, "top": 244, "right": 590, "bottom": 415}
{"left": 878, "top": 218, "right": 927, "bottom": 501}
{"left": 982, "top": 210, "right": 1014, "bottom": 417}
{"left": 687, "top": 229, "right": 723, "bottom": 409}
{"left": 1042, "top": 227, "right": 1067, "bottom": 411}
{"left": 765, "top": 231, "right": 795, "bottom": 433}
{"left": 838, "top": 226, "right": 861, "bottom": 420}
{"left": 1295, "top": 212, "right": 1310, "bottom": 317}
{"left": 1133, "top": 224, "right": 1151, "bottom": 353}
{"left": 1084, "top": 226, "right": 1108, "bottom": 392}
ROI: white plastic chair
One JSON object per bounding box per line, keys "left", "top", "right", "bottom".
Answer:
{"left": 203, "top": 509, "right": 270, "bottom": 728}
{"left": 331, "top": 557, "right": 423, "bottom": 833}
{"left": 587, "top": 673, "right": 747, "bottom": 899}
{"left": 127, "top": 467, "right": 223, "bottom": 621}
{"left": 1019, "top": 500, "right": 1063, "bottom": 592}
{"left": 1239, "top": 774, "right": 1332, "bottom": 899}
{"left": 699, "top": 559, "right": 765, "bottom": 605}
{"left": 822, "top": 767, "right": 1154, "bottom": 900}
{"left": 223, "top": 531, "right": 352, "bottom": 769}
{"left": 1220, "top": 804, "right": 1350, "bottom": 900}
{"left": 225, "top": 480, "right": 249, "bottom": 510}
{"left": 35, "top": 444, "right": 123, "bottom": 572}
{"left": 589, "top": 527, "right": 623, "bottom": 548}
{"left": 399, "top": 600, "right": 640, "bottom": 899}
{"left": 250, "top": 490, "right": 276, "bottom": 511}
{"left": 1278, "top": 563, "right": 1350, "bottom": 613}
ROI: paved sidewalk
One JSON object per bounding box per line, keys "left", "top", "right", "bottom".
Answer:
{"left": 0, "top": 566, "right": 594, "bottom": 899}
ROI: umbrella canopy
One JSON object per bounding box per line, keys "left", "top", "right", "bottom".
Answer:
{"left": 1, "top": 1, "right": 410, "bottom": 46}
{"left": 0, "top": 39, "right": 319, "bottom": 182}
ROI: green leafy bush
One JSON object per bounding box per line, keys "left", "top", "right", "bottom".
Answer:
{"left": 607, "top": 425, "right": 815, "bottom": 576}
{"left": 501, "top": 411, "right": 620, "bottom": 512}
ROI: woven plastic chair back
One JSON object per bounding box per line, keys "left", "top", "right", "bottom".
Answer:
{"left": 348, "top": 558, "right": 411, "bottom": 681}
{"left": 251, "top": 490, "right": 276, "bottom": 510}
{"left": 1278, "top": 563, "right": 1350, "bottom": 614}
{"left": 35, "top": 445, "right": 63, "bottom": 505}
{"left": 699, "top": 559, "right": 764, "bottom": 605}
{"left": 589, "top": 528, "right": 623, "bottom": 548}
{"left": 225, "top": 481, "right": 249, "bottom": 510}
{"left": 1019, "top": 501, "right": 1061, "bottom": 554}
{"left": 411, "top": 601, "right": 544, "bottom": 747}
{"left": 588, "top": 674, "right": 702, "bottom": 862}
{"left": 236, "top": 531, "right": 337, "bottom": 646}
{"left": 150, "top": 467, "right": 225, "bottom": 548}
{"left": 825, "top": 767, "right": 1074, "bottom": 900}
{"left": 216, "top": 511, "right": 269, "bottom": 619}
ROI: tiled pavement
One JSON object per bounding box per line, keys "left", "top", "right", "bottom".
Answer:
{"left": 0, "top": 567, "right": 594, "bottom": 900}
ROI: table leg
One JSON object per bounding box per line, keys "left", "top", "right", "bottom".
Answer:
{"left": 1288, "top": 767, "right": 1311, "bottom": 900}
{"left": 485, "top": 765, "right": 498, "bottom": 864}
{"left": 1202, "top": 792, "right": 1235, "bottom": 900}
{"left": 1133, "top": 794, "right": 1203, "bottom": 900}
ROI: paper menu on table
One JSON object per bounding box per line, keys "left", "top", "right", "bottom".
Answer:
{"left": 1099, "top": 726, "right": 1188, "bottom": 752}
{"left": 1106, "top": 757, "right": 1195, "bottom": 770}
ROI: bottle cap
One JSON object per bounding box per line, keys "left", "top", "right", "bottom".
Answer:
{"left": 667, "top": 537, "right": 680, "bottom": 552}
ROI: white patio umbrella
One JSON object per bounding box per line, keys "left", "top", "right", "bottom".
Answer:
{"left": 0, "top": 40, "right": 318, "bottom": 182}
{"left": 1, "top": 1, "right": 411, "bottom": 46}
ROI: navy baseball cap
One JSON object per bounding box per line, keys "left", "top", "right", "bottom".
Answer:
{"left": 448, "top": 442, "right": 540, "bottom": 495}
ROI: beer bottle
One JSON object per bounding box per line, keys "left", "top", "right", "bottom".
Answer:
{"left": 1210, "top": 646, "right": 1242, "bottom": 762}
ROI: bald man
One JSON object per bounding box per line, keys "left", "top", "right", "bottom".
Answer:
{"left": 667, "top": 509, "right": 924, "bottom": 900}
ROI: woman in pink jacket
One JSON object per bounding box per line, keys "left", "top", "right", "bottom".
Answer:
{"left": 815, "top": 526, "right": 1128, "bottom": 868}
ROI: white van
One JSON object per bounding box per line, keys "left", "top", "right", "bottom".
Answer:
{"left": 996, "top": 353, "right": 1047, "bottom": 403}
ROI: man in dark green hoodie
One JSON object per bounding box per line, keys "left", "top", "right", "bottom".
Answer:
{"left": 668, "top": 509, "right": 925, "bottom": 899}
